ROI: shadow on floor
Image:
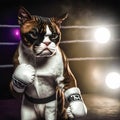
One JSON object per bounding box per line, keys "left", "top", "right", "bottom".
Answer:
{"left": 0, "top": 94, "right": 120, "bottom": 120}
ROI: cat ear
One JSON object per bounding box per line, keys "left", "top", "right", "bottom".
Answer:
{"left": 51, "top": 13, "right": 68, "bottom": 27}
{"left": 18, "top": 6, "right": 32, "bottom": 25}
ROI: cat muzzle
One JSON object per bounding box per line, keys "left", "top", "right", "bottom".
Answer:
{"left": 33, "top": 42, "right": 57, "bottom": 57}
{"left": 35, "top": 48, "right": 56, "bottom": 57}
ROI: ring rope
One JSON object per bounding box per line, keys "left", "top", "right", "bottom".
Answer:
{"left": 0, "top": 24, "right": 120, "bottom": 68}
{"left": 0, "top": 40, "right": 94, "bottom": 46}
{"left": 0, "top": 24, "right": 120, "bottom": 28}
{"left": 0, "top": 57, "right": 120, "bottom": 68}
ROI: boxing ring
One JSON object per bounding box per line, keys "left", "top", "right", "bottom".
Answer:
{"left": 0, "top": 24, "right": 120, "bottom": 120}
{"left": 0, "top": 24, "right": 120, "bottom": 68}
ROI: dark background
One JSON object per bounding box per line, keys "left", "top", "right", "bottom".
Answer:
{"left": 0, "top": 0, "right": 120, "bottom": 98}
{"left": 0, "top": 0, "right": 120, "bottom": 120}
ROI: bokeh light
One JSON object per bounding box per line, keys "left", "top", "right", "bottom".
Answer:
{"left": 105, "top": 72, "right": 120, "bottom": 89}
{"left": 94, "top": 27, "right": 111, "bottom": 44}
{"left": 11, "top": 28, "right": 21, "bottom": 40}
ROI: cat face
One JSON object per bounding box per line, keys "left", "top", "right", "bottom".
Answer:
{"left": 18, "top": 7, "right": 68, "bottom": 57}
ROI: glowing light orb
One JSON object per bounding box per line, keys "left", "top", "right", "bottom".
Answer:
{"left": 11, "top": 28, "right": 21, "bottom": 40}
{"left": 105, "top": 72, "right": 120, "bottom": 89}
{"left": 94, "top": 27, "right": 111, "bottom": 43}
{"left": 15, "top": 30, "right": 19, "bottom": 36}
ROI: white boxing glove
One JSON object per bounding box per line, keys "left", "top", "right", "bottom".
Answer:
{"left": 65, "top": 87, "right": 87, "bottom": 119}
{"left": 12, "top": 64, "right": 35, "bottom": 93}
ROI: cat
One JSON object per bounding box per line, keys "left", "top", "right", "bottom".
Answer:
{"left": 10, "top": 6, "right": 87, "bottom": 120}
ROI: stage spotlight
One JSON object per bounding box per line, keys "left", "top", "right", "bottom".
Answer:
{"left": 94, "top": 27, "right": 111, "bottom": 43}
{"left": 105, "top": 72, "right": 120, "bottom": 89}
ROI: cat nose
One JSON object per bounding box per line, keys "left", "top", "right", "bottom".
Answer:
{"left": 43, "top": 42, "right": 51, "bottom": 46}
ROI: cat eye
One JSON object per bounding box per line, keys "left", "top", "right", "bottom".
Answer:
{"left": 29, "top": 33, "right": 38, "bottom": 39}
{"left": 28, "top": 28, "right": 39, "bottom": 39}
{"left": 49, "top": 33, "right": 58, "bottom": 40}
